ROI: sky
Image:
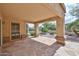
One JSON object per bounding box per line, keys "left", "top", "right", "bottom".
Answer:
{"left": 65, "top": 3, "right": 77, "bottom": 24}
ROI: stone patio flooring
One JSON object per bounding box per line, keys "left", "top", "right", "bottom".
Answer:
{"left": 0, "top": 35, "right": 79, "bottom": 56}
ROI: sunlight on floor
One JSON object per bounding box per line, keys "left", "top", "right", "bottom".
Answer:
{"left": 31, "top": 36, "right": 56, "bottom": 46}
{"left": 54, "top": 40, "right": 79, "bottom": 56}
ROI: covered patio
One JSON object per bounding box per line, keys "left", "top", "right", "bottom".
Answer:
{"left": 0, "top": 3, "right": 69, "bottom": 56}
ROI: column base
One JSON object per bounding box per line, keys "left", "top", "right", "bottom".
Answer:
{"left": 55, "top": 36, "right": 65, "bottom": 46}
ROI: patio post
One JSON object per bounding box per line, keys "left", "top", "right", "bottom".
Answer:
{"left": 34, "top": 23, "right": 39, "bottom": 37}
{"left": 55, "top": 17, "right": 65, "bottom": 45}
{"left": 26, "top": 23, "right": 28, "bottom": 37}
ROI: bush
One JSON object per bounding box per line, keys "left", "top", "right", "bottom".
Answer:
{"left": 29, "top": 31, "right": 35, "bottom": 36}
{"left": 42, "top": 28, "right": 48, "bottom": 32}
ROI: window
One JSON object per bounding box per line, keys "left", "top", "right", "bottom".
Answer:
{"left": 11, "top": 23, "right": 20, "bottom": 40}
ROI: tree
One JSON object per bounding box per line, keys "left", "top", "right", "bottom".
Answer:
{"left": 66, "top": 19, "right": 79, "bottom": 32}
{"left": 40, "top": 22, "right": 56, "bottom": 32}
{"left": 40, "top": 23, "right": 49, "bottom": 32}
{"left": 66, "top": 4, "right": 79, "bottom": 32}
{"left": 69, "top": 4, "right": 79, "bottom": 18}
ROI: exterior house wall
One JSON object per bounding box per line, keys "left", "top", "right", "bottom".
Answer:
{"left": 2, "top": 17, "right": 11, "bottom": 43}
{"left": 2, "top": 16, "right": 27, "bottom": 43}
{"left": 11, "top": 18, "right": 26, "bottom": 35}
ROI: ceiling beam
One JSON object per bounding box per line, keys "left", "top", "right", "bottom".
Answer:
{"left": 33, "top": 16, "right": 60, "bottom": 24}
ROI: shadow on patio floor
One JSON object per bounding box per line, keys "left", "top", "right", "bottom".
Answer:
{"left": 0, "top": 37, "right": 62, "bottom": 56}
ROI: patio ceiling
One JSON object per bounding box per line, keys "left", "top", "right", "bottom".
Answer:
{"left": 0, "top": 3, "right": 66, "bottom": 23}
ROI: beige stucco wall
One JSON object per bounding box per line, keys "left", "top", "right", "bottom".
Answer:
{"left": 54, "top": 4, "right": 65, "bottom": 18}
{"left": 2, "top": 17, "right": 11, "bottom": 37}
{"left": 2, "top": 17, "right": 11, "bottom": 43}
{"left": 56, "top": 17, "right": 65, "bottom": 36}
{"left": 2, "top": 16, "right": 27, "bottom": 43}
{"left": 0, "top": 13, "right": 1, "bottom": 17}
{"left": 0, "top": 8, "right": 2, "bottom": 18}
{"left": 11, "top": 18, "right": 27, "bottom": 35}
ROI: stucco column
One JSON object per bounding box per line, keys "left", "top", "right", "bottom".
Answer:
{"left": 20, "top": 22, "right": 28, "bottom": 39}
{"left": 26, "top": 23, "right": 28, "bottom": 37}
{"left": 34, "top": 23, "right": 39, "bottom": 37}
{"left": 55, "top": 17, "right": 65, "bottom": 45}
